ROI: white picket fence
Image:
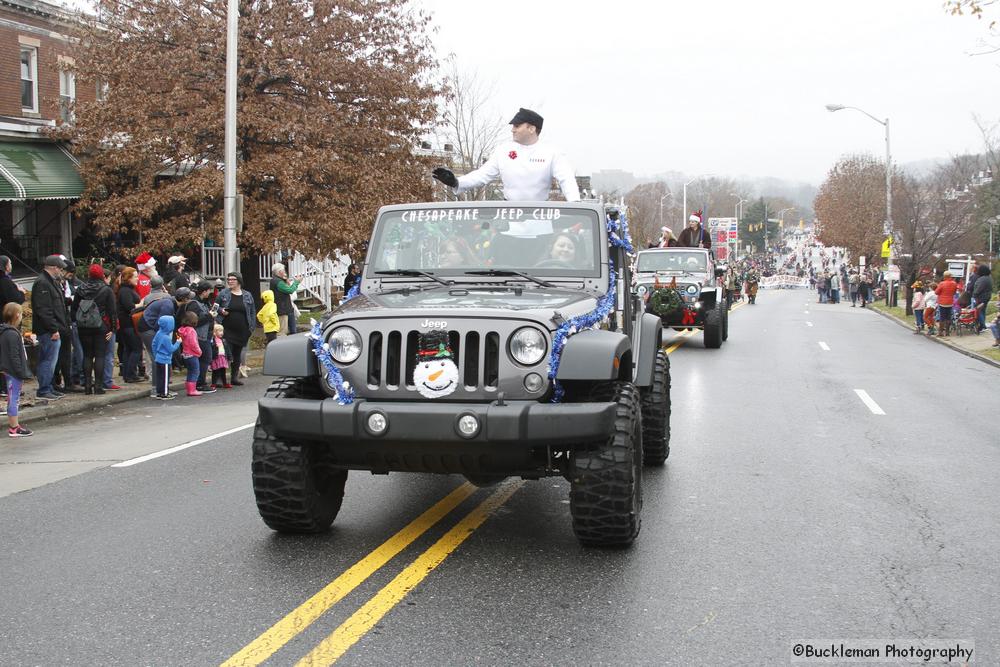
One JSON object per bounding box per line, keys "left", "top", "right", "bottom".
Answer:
{"left": 199, "top": 245, "right": 350, "bottom": 311}
{"left": 259, "top": 250, "right": 351, "bottom": 311}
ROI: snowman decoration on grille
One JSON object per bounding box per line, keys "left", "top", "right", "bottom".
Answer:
{"left": 414, "top": 330, "right": 460, "bottom": 399}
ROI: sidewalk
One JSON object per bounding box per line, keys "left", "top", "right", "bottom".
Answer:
{"left": 8, "top": 348, "right": 267, "bottom": 426}
{"left": 869, "top": 303, "right": 1000, "bottom": 370}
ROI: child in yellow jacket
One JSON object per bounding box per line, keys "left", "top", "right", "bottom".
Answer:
{"left": 257, "top": 290, "right": 280, "bottom": 344}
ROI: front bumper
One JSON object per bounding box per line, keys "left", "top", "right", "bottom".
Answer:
{"left": 257, "top": 397, "right": 618, "bottom": 474}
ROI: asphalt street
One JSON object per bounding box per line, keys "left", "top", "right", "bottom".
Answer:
{"left": 0, "top": 289, "right": 997, "bottom": 666}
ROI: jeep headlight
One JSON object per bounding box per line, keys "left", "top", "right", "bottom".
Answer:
{"left": 328, "top": 326, "right": 362, "bottom": 364}
{"left": 686, "top": 284, "right": 698, "bottom": 295}
{"left": 509, "top": 327, "right": 547, "bottom": 366}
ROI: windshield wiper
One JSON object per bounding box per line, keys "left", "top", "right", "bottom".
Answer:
{"left": 374, "top": 270, "right": 452, "bottom": 286}
{"left": 462, "top": 269, "right": 555, "bottom": 288}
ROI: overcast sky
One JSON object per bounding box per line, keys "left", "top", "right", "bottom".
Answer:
{"left": 418, "top": 0, "right": 1000, "bottom": 185}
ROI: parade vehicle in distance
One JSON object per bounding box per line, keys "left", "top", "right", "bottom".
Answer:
{"left": 252, "top": 202, "right": 671, "bottom": 547}
{"left": 632, "top": 247, "right": 729, "bottom": 348}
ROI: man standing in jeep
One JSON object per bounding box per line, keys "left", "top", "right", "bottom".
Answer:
{"left": 432, "top": 107, "right": 580, "bottom": 202}
{"left": 678, "top": 210, "right": 711, "bottom": 249}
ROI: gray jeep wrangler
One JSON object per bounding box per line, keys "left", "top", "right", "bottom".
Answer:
{"left": 633, "top": 247, "right": 729, "bottom": 348}
{"left": 253, "top": 201, "right": 671, "bottom": 547}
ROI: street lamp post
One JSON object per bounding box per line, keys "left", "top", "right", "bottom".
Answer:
{"left": 222, "top": 0, "right": 239, "bottom": 275}
{"left": 659, "top": 193, "right": 671, "bottom": 228}
{"left": 682, "top": 173, "right": 713, "bottom": 227}
{"left": 826, "top": 103, "right": 893, "bottom": 304}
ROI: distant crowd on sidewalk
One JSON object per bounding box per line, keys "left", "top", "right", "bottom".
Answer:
{"left": 0, "top": 252, "right": 305, "bottom": 438}
{"left": 909, "top": 264, "right": 997, "bottom": 341}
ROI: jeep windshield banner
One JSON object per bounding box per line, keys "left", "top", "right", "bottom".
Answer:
{"left": 369, "top": 206, "right": 602, "bottom": 277}
{"left": 637, "top": 250, "right": 708, "bottom": 273}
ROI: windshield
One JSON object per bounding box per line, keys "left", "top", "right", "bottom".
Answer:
{"left": 368, "top": 206, "right": 602, "bottom": 278}
{"left": 636, "top": 251, "right": 708, "bottom": 273}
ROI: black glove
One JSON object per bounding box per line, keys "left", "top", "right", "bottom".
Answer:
{"left": 432, "top": 167, "right": 458, "bottom": 188}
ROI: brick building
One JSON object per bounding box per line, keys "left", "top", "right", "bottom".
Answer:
{"left": 0, "top": 0, "right": 89, "bottom": 272}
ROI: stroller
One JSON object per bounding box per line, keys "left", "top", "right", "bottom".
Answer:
{"left": 955, "top": 306, "right": 978, "bottom": 336}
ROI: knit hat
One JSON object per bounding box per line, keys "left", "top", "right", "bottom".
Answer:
{"left": 88, "top": 263, "right": 105, "bottom": 279}
{"left": 174, "top": 287, "right": 192, "bottom": 300}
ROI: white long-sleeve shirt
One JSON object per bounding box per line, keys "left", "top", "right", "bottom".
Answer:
{"left": 455, "top": 140, "right": 580, "bottom": 202}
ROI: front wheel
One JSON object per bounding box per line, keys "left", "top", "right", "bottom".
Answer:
{"left": 640, "top": 351, "right": 671, "bottom": 466}
{"left": 252, "top": 378, "right": 347, "bottom": 533}
{"left": 569, "top": 381, "right": 643, "bottom": 547}
{"left": 704, "top": 303, "right": 723, "bottom": 349}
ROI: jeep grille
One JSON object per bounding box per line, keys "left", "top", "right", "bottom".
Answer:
{"left": 366, "top": 329, "right": 500, "bottom": 390}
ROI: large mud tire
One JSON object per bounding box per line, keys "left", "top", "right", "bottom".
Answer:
{"left": 704, "top": 303, "right": 723, "bottom": 349}
{"left": 722, "top": 303, "right": 730, "bottom": 341}
{"left": 252, "top": 377, "right": 347, "bottom": 533}
{"left": 569, "top": 382, "right": 643, "bottom": 547}
{"left": 640, "top": 351, "right": 671, "bottom": 466}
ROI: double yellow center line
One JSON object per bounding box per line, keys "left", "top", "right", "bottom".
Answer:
{"left": 222, "top": 481, "right": 521, "bottom": 666}
{"left": 224, "top": 304, "right": 746, "bottom": 665}
{"left": 664, "top": 301, "right": 745, "bottom": 354}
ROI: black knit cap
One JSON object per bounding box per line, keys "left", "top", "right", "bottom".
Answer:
{"left": 509, "top": 107, "right": 543, "bottom": 131}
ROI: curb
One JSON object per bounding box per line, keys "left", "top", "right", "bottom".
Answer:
{"left": 16, "top": 353, "right": 268, "bottom": 426}
{"left": 870, "top": 306, "right": 1000, "bottom": 371}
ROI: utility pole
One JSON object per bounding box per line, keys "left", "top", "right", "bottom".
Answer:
{"left": 222, "top": 0, "right": 239, "bottom": 275}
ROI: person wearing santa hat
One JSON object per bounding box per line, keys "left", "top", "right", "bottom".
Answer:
{"left": 677, "top": 210, "right": 711, "bottom": 249}
{"left": 658, "top": 227, "right": 679, "bottom": 248}
{"left": 134, "top": 252, "right": 158, "bottom": 300}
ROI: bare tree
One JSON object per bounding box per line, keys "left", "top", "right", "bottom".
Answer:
{"left": 435, "top": 58, "right": 505, "bottom": 201}
{"left": 624, "top": 182, "right": 674, "bottom": 248}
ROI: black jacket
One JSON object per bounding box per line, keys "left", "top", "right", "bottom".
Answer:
{"left": 117, "top": 284, "right": 141, "bottom": 327}
{"left": 30, "top": 271, "right": 69, "bottom": 334}
{"left": 71, "top": 279, "right": 118, "bottom": 332}
{"left": 269, "top": 276, "right": 294, "bottom": 317}
{"left": 972, "top": 274, "right": 993, "bottom": 306}
{"left": 0, "top": 323, "right": 31, "bottom": 380}
{"left": 0, "top": 271, "right": 24, "bottom": 311}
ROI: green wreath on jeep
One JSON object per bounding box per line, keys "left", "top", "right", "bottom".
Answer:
{"left": 649, "top": 287, "right": 682, "bottom": 318}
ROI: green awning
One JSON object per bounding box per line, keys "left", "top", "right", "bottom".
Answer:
{"left": 0, "top": 140, "right": 84, "bottom": 201}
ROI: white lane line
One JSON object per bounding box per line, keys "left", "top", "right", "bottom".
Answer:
{"left": 818, "top": 341, "right": 830, "bottom": 351}
{"left": 806, "top": 321, "right": 813, "bottom": 327}
{"left": 854, "top": 389, "right": 886, "bottom": 415}
{"left": 112, "top": 423, "right": 255, "bottom": 467}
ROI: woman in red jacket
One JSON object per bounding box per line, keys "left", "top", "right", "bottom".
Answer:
{"left": 935, "top": 271, "right": 958, "bottom": 338}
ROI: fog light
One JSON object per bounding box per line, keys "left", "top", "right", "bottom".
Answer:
{"left": 457, "top": 414, "right": 480, "bottom": 438}
{"left": 367, "top": 412, "right": 388, "bottom": 435}
{"left": 524, "top": 373, "right": 544, "bottom": 392}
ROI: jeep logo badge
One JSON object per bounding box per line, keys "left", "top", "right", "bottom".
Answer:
{"left": 420, "top": 319, "right": 447, "bottom": 329}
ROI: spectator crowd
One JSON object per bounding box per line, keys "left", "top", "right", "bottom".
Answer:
{"left": 0, "top": 253, "right": 304, "bottom": 438}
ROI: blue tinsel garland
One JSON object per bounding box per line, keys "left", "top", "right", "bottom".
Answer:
{"left": 343, "top": 276, "right": 361, "bottom": 302}
{"left": 308, "top": 318, "right": 356, "bottom": 405}
{"left": 546, "top": 212, "right": 634, "bottom": 403}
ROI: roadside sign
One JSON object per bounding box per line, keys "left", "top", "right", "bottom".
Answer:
{"left": 881, "top": 237, "right": 892, "bottom": 258}
{"left": 859, "top": 255, "right": 866, "bottom": 267}
{"left": 886, "top": 265, "right": 900, "bottom": 281}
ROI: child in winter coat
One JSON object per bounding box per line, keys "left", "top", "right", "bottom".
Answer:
{"left": 152, "top": 314, "right": 181, "bottom": 399}
{"left": 923, "top": 284, "right": 938, "bottom": 336}
{"left": 911, "top": 285, "right": 926, "bottom": 333}
{"left": 209, "top": 324, "right": 231, "bottom": 389}
{"left": 0, "top": 303, "right": 33, "bottom": 437}
{"left": 257, "top": 289, "right": 280, "bottom": 345}
{"left": 177, "top": 311, "right": 203, "bottom": 396}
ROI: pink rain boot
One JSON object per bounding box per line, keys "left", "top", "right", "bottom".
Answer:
{"left": 186, "top": 381, "right": 202, "bottom": 397}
